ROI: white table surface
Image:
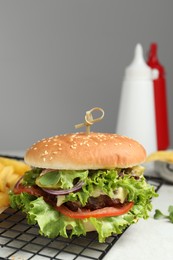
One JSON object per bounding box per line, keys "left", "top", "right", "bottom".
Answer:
{"left": 1, "top": 151, "right": 173, "bottom": 260}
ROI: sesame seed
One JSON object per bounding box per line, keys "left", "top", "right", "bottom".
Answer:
{"left": 70, "top": 145, "right": 76, "bottom": 149}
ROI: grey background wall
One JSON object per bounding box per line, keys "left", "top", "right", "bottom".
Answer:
{"left": 0, "top": 0, "right": 172, "bottom": 152}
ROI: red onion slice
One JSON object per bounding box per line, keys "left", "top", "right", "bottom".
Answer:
{"left": 14, "top": 176, "right": 24, "bottom": 190}
{"left": 41, "top": 181, "right": 84, "bottom": 195}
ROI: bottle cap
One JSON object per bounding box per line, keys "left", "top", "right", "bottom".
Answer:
{"left": 147, "top": 43, "right": 165, "bottom": 78}
{"left": 125, "top": 44, "right": 153, "bottom": 80}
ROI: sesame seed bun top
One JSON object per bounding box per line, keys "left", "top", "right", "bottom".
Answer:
{"left": 24, "top": 132, "right": 146, "bottom": 170}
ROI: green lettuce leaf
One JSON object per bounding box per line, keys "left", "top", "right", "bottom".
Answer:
{"left": 22, "top": 168, "right": 42, "bottom": 186}
{"left": 10, "top": 167, "right": 158, "bottom": 243}
{"left": 36, "top": 170, "right": 88, "bottom": 189}
{"left": 154, "top": 205, "right": 173, "bottom": 223}
{"left": 10, "top": 193, "right": 86, "bottom": 238}
{"left": 63, "top": 169, "right": 157, "bottom": 209}
{"left": 9, "top": 192, "right": 139, "bottom": 242}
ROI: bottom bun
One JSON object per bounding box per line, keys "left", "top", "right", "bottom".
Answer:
{"left": 81, "top": 220, "right": 96, "bottom": 232}
{"left": 67, "top": 220, "right": 96, "bottom": 232}
{"left": 67, "top": 216, "right": 139, "bottom": 234}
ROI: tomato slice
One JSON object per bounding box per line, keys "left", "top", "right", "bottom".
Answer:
{"left": 14, "top": 185, "right": 45, "bottom": 197}
{"left": 56, "top": 202, "right": 134, "bottom": 219}
{"left": 14, "top": 185, "right": 134, "bottom": 219}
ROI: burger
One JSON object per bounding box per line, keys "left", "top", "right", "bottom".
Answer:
{"left": 10, "top": 132, "right": 158, "bottom": 242}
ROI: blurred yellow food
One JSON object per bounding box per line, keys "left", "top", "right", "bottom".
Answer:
{"left": 0, "top": 157, "right": 30, "bottom": 212}
{"left": 0, "top": 192, "right": 9, "bottom": 207}
{"left": 0, "top": 157, "right": 30, "bottom": 176}
{"left": 146, "top": 150, "right": 173, "bottom": 163}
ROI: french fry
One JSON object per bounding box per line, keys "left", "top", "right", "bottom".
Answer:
{"left": 0, "top": 207, "right": 8, "bottom": 214}
{"left": 0, "top": 192, "right": 9, "bottom": 207}
{"left": 0, "top": 166, "right": 13, "bottom": 192}
{"left": 146, "top": 150, "right": 173, "bottom": 163}
{"left": 0, "top": 157, "right": 30, "bottom": 213}
{"left": 0, "top": 157, "right": 30, "bottom": 175}
{"left": 0, "top": 162, "right": 4, "bottom": 171}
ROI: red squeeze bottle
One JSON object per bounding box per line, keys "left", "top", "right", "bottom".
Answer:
{"left": 147, "top": 43, "right": 169, "bottom": 150}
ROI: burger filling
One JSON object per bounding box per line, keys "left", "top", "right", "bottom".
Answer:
{"left": 12, "top": 166, "right": 143, "bottom": 212}
{"left": 10, "top": 165, "right": 158, "bottom": 242}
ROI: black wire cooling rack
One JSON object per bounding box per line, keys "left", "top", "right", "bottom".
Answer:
{"left": 0, "top": 155, "right": 163, "bottom": 260}
{"left": 0, "top": 207, "right": 122, "bottom": 260}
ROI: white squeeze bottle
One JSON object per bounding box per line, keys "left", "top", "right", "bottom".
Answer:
{"left": 116, "top": 43, "right": 157, "bottom": 156}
